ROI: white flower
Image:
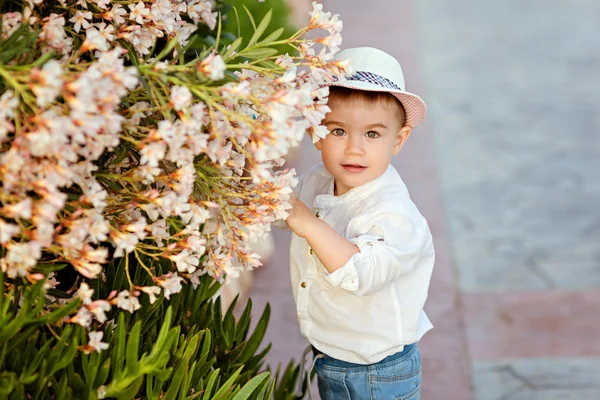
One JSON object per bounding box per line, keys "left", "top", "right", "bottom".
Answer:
{"left": 95, "top": 22, "right": 115, "bottom": 43}
{"left": 88, "top": 331, "right": 109, "bottom": 353}
{"left": 88, "top": 300, "right": 111, "bottom": 323}
{"left": 84, "top": 181, "right": 108, "bottom": 211}
{"left": 0, "top": 220, "right": 20, "bottom": 244}
{"left": 135, "top": 164, "right": 161, "bottom": 184}
{"left": 116, "top": 290, "right": 141, "bottom": 313}
{"left": 88, "top": 212, "right": 110, "bottom": 243}
{"left": 2, "top": 12, "right": 23, "bottom": 38}
{"left": 103, "top": 4, "right": 127, "bottom": 26}
{"left": 76, "top": 282, "right": 94, "bottom": 305}
{"left": 124, "top": 218, "right": 147, "bottom": 240}
{"left": 69, "top": 10, "right": 92, "bottom": 33}
{"left": 2, "top": 198, "right": 32, "bottom": 219}
{"left": 129, "top": 1, "right": 150, "bottom": 24}
{"left": 157, "top": 272, "right": 184, "bottom": 299}
{"left": 181, "top": 204, "right": 211, "bottom": 230}
{"left": 43, "top": 273, "right": 60, "bottom": 291}
{"left": 150, "top": 219, "right": 169, "bottom": 247}
{"left": 198, "top": 53, "right": 225, "bottom": 81}
{"left": 311, "top": 125, "right": 330, "bottom": 143}
{"left": 170, "top": 249, "right": 199, "bottom": 274}
{"left": 83, "top": 26, "right": 110, "bottom": 52}
{"left": 170, "top": 86, "right": 192, "bottom": 111}
{"left": 187, "top": 232, "right": 207, "bottom": 254}
{"left": 140, "top": 142, "right": 166, "bottom": 167}
{"left": 0, "top": 90, "right": 18, "bottom": 118}
{"left": 140, "top": 286, "right": 161, "bottom": 304}
{"left": 0, "top": 241, "right": 41, "bottom": 278}
{"left": 31, "top": 60, "right": 63, "bottom": 107}
{"left": 71, "top": 247, "right": 106, "bottom": 279}
{"left": 93, "top": 0, "right": 110, "bottom": 9}
{"left": 97, "top": 386, "right": 106, "bottom": 399}
{"left": 112, "top": 232, "right": 139, "bottom": 258}
{"left": 69, "top": 306, "right": 93, "bottom": 327}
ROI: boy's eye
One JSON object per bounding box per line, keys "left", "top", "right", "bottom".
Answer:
{"left": 365, "top": 131, "right": 380, "bottom": 139}
{"left": 331, "top": 128, "right": 346, "bottom": 136}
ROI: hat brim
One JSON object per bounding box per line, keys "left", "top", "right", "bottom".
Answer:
{"left": 325, "top": 81, "right": 427, "bottom": 128}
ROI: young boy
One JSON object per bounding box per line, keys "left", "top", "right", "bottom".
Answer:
{"left": 284, "top": 47, "right": 435, "bottom": 399}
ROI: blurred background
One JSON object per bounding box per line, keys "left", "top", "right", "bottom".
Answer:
{"left": 235, "top": 0, "right": 600, "bottom": 398}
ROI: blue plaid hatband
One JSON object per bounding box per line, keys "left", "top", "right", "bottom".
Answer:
{"left": 332, "top": 71, "right": 403, "bottom": 92}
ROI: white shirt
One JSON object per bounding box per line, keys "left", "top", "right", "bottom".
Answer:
{"left": 288, "top": 163, "right": 435, "bottom": 364}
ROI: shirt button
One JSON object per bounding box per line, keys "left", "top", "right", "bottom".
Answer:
{"left": 301, "top": 281, "right": 307, "bottom": 288}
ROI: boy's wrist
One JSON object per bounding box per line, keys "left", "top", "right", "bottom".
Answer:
{"left": 293, "top": 213, "right": 321, "bottom": 238}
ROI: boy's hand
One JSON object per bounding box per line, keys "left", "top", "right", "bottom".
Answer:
{"left": 285, "top": 192, "right": 316, "bottom": 238}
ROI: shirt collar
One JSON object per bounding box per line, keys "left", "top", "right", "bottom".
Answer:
{"left": 313, "top": 165, "right": 396, "bottom": 209}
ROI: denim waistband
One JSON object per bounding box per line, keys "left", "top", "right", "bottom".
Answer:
{"left": 312, "top": 343, "right": 417, "bottom": 369}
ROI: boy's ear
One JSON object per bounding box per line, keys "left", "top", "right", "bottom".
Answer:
{"left": 393, "top": 126, "right": 412, "bottom": 155}
{"left": 314, "top": 138, "right": 322, "bottom": 151}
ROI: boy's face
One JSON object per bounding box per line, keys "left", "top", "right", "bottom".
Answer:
{"left": 316, "top": 96, "right": 411, "bottom": 196}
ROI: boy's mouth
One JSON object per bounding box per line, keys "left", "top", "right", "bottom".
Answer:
{"left": 342, "top": 164, "right": 367, "bottom": 173}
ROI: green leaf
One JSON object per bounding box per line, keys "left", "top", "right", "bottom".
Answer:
{"left": 155, "top": 33, "right": 181, "bottom": 62}
{"left": 125, "top": 320, "right": 142, "bottom": 375}
{"left": 94, "top": 357, "right": 111, "bottom": 388}
{"left": 110, "top": 143, "right": 130, "bottom": 166}
{"left": 258, "top": 27, "right": 285, "bottom": 45}
{"left": 115, "top": 375, "right": 144, "bottom": 400}
{"left": 241, "top": 5, "right": 257, "bottom": 31}
{"left": 0, "top": 372, "right": 16, "bottom": 395}
{"left": 231, "top": 7, "right": 241, "bottom": 38}
{"left": 234, "top": 298, "right": 252, "bottom": 343}
{"left": 31, "top": 263, "right": 68, "bottom": 273}
{"left": 237, "top": 48, "right": 278, "bottom": 60}
{"left": 163, "top": 361, "right": 187, "bottom": 400}
{"left": 28, "top": 298, "right": 80, "bottom": 326}
{"left": 231, "top": 372, "right": 270, "bottom": 400}
{"left": 0, "top": 23, "right": 29, "bottom": 53}
{"left": 248, "top": 10, "right": 272, "bottom": 47}
{"left": 222, "top": 37, "right": 243, "bottom": 60}
{"left": 48, "top": 326, "right": 79, "bottom": 376}
{"left": 222, "top": 294, "right": 237, "bottom": 344}
{"left": 214, "top": 12, "right": 223, "bottom": 51}
{"left": 202, "top": 369, "right": 220, "bottom": 400}
{"left": 237, "top": 304, "right": 270, "bottom": 364}
{"left": 212, "top": 366, "right": 243, "bottom": 400}
{"left": 21, "top": 337, "right": 52, "bottom": 381}
{"left": 112, "top": 313, "right": 127, "bottom": 378}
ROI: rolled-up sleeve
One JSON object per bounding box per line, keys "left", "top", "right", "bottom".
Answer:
{"left": 322, "top": 210, "right": 433, "bottom": 296}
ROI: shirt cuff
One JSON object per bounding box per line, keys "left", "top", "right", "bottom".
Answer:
{"left": 322, "top": 235, "right": 383, "bottom": 292}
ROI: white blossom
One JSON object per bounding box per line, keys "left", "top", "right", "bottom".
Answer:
{"left": 76, "top": 282, "right": 94, "bottom": 305}
{"left": 157, "top": 272, "right": 184, "bottom": 299}
{"left": 140, "top": 286, "right": 161, "bottom": 304}
{"left": 88, "top": 331, "right": 109, "bottom": 353}
{"left": 69, "top": 10, "right": 92, "bottom": 33}
{"left": 129, "top": 2, "right": 150, "bottom": 24}
{"left": 170, "top": 86, "right": 192, "bottom": 111}
{"left": 0, "top": 220, "right": 20, "bottom": 244}
{"left": 199, "top": 53, "right": 225, "bottom": 81}
{"left": 116, "top": 290, "right": 141, "bottom": 313}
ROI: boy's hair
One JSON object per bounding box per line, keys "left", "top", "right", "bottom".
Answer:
{"left": 327, "top": 86, "right": 407, "bottom": 127}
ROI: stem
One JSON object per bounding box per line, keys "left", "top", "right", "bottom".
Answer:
{"left": 125, "top": 255, "right": 133, "bottom": 288}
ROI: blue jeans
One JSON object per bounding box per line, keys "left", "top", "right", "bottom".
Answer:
{"left": 313, "top": 344, "right": 421, "bottom": 400}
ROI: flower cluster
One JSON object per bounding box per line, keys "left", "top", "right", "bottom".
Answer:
{"left": 0, "top": 0, "right": 350, "bottom": 343}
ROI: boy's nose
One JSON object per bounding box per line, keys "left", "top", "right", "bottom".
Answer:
{"left": 345, "top": 134, "right": 365, "bottom": 155}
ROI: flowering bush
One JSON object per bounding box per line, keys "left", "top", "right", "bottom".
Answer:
{"left": 0, "top": 0, "right": 349, "bottom": 398}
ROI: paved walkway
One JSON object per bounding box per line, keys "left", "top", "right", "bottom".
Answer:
{"left": 250, "top": 1, "right": 600, "bottom": 399}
